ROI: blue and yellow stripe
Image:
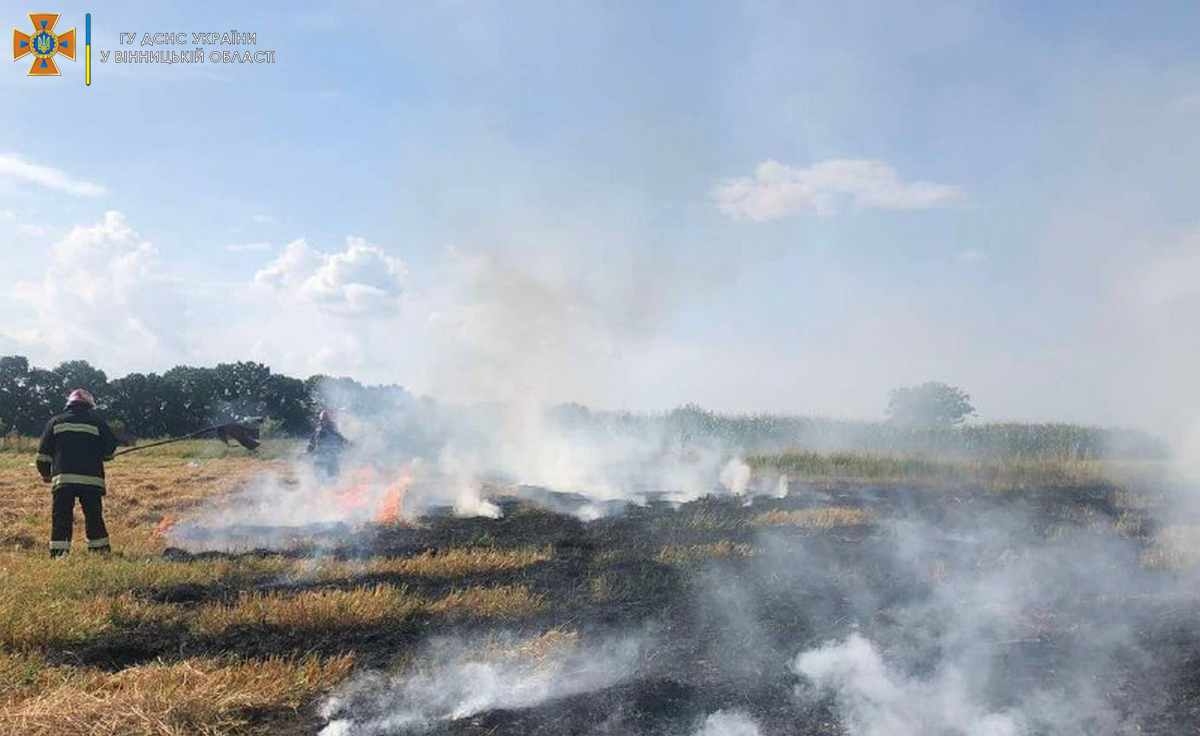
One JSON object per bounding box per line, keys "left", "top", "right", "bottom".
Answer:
{"left": 84, "top": 13, "right": 91, "bottom": 86}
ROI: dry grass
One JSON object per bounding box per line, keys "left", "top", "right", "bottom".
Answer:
{"left": 425, "top": 584, "right": 546, "bottom": 620}
{"left": 193, "top": 585, "right": 424, "bottom": 636}
{"left": 0, "top": 553, "right": 290, "bottom": 600}
{"left": 750, "top": 507, "right": 874, "bottom": 529}
{"left": 313, "top": 546, "right": 553, "bottom": 582}
{"left": 0, "top": 592, "right": 179, "bottom": 650}
{"left": 747, "top": 450, "right": 1155, "bottom": 490}
{"left": 656, "top": 540, "right": 754, "bottom": 565}
{"left": 498, "top": 628, "right": 579, "bottom": 662}
{"left": 194, "top": 583, "right": 545, "bottom": 636}
{"left": 0, "top": 653, "right": 353, "bottom": 736}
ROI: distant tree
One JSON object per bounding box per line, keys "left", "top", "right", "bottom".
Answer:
{"left": 886, "top": 382, "right": 975, "bottom": 428}
{"left": 163, "top": 365, "right": 231, "bottom": 431}
{"left": 107, "top": 373, "right": 183, "bottom": 437}
{"left": 52, "top": 360, "right": 108, "bottom": 399}
{"left": 0, "top": 356, "right": 31, "bottom": 433}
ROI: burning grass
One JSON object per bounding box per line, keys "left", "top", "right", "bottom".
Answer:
{"left": 0, "top": 448, "right": 1189, "bottom": 734}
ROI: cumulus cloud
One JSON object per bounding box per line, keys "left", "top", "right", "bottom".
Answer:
{"left": 0, "top": 153, "right": 107, "bottom": 197}
{"left": 714, "top": 159, "right": 962, "bottom": 221}
{"left": 10, "top": 210, "right": 186, "bottom": 362}
{"left": 255, "top": 236, "right": 407, "bottom": 315}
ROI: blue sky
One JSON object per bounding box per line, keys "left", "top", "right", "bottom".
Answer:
{"left": 1, "top": 1, "right": 1198, "bottom": 435}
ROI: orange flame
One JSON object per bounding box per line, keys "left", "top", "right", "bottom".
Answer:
{"left": 153, "top": 515, "right": 177, "bottom": 538}
{"left": 374, "top": 467, "right": 413, "bottom": 525}
{"left": 333, "top": 467, "right": 377, "bottom": 513}
{"left": 328, "top": 466, "right": 414, "bottom": 525}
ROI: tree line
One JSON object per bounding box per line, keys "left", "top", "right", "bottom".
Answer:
{"left": 0, "top": 355, "right": 407, "bottom": 439}
{"left": 0, "top": 355, "right": 1168, "bottom": 460}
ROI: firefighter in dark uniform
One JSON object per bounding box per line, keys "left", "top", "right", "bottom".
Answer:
{"left": 306, "top": 408, "right": 348, "bottom": 480}
{"left": 36, "top": 388, "right": 119, "bottom": 557}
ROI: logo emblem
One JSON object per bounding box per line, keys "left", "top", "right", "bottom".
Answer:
{"left": 13, "top": 13, "right": 75, "bottom": 76}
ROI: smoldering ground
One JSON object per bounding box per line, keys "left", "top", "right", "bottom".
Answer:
{"left": 293, "top": 477, "right": 1200, "bottom": 736}
{"left": 159, "top": 368, "right": 1200, "bottom": 734}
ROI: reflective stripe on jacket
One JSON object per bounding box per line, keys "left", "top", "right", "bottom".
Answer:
{"left": 36, "top": 407, "right": 119, "bottom": 494}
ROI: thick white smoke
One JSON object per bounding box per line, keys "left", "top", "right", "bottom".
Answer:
{"left": 692, "top": 710, "right": 764, "bottom": 736}
{"left": 794, "top": 633, "right": 1019, "bottom": 736}
{"left": 319, "top": 633, "right": 646, "bottom": 735}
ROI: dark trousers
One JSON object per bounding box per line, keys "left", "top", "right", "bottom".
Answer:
{"left": 50, "top": 486, "right": 110, "bottom": 557}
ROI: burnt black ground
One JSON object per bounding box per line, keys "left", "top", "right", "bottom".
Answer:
{"left": 164, "top": 483, "right": 1200, "bottom": 735}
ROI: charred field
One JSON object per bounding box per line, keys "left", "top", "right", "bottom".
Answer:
{"left": 1, "top": 449, "right": 1199, "bottom": 735}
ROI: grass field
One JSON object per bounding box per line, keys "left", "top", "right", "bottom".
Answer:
{"left": 0, "top": 443, "right": 1194, "bottom": 735}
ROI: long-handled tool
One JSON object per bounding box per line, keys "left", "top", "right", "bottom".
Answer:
{"left": 114, "top": 421, "right": 261, "bottom": 457}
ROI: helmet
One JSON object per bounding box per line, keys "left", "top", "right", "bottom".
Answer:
{"left": 65, "top": 388, "right": 96, "bottom": 409}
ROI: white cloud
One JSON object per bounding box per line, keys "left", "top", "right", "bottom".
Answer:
{"left": 713, "top": 158, "right": 962, "bottom": 221}
{"left": 255, "top": 236, "right": 407, "bottom": 315}
{"left": 0, "top": 209, "right": 15, "bottom": 221}
{"left": 251, "top": 213, "right": 276, "bottom": 224}
{"left": 254, "top": 238, "right": 321, "bottom": 288}
{"left": 956, "top": 248, "right": 986, "bottom": 263}
{"left": 0, "top": 153, "right": 107, "bottom": 197}
{"left": 10, "top": 211, "right": 186, "bottom": 363}
{"left": 225, "top": 241, "right": 273, "bottom": 253}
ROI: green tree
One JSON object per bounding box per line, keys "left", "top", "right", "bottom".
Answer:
{"left": 886, "top": 382, "right": 976, "bottom": 428}
{"left": 52, "top": 360, "right": 108, "bottom": 400}
{"left": 0, "top": 356, "right": 31, "bottom": 433}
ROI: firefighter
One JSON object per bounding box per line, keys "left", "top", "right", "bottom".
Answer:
{"left": 36, "top": 389, "right": 119, "bottom": 557}
{"left": 306, "top": 408, "right": 348, "bottom": 479}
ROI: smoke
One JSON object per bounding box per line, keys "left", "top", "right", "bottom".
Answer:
{"left": 794, "top": 633, "right": 1019, "bottom": 736}
{"left": 719, "top": 457, "right": 752, "bottom": 496}
{"left": 734, "top": 504, "right": 1173, "bottom": 736}
{"left": 692, "top": 711, "right": 763, "bottom": 736}
{"left": 318, "top": 632, "right": 646, "bottom": 735}
{"left": 165, "top": 460, "right": 415, "bottom": 551}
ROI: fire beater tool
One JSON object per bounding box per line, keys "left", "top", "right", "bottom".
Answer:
{"left": 113, "top": 421, "right": 262, "bottom": 457}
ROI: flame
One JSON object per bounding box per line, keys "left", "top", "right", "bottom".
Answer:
{"left": 328, "top": 465, "right": 414, "bottom": 525}
{"left": 333, "top": 467, "right": 378, "bottom": 513}
{"left": 375, "top": 467, "right": 413, "bottom": 525}
{"left": 153, "top": 515, "right": 177, "bottom": 538}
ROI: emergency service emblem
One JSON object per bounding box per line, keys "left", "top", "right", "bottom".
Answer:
{"left": 12, "top": 12, "right": 76, "bottom": 76}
